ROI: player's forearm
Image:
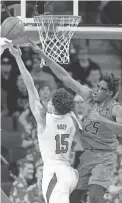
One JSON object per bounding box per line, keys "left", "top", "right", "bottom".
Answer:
{"left": 39, "top": 50, "right": 70, "bottom": 79}
{"left": 38, "top": 49, "right": 91, "bottom": 98}
{"left": 16, "top": 56, "right": 35, "bottom": 90}
{"left": 100, "top": 117, "right": 122, "bottom": 135}
{"left": 16, "top": 56, "right": 40, "bottom": 100}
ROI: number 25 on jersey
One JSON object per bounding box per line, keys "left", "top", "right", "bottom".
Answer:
{"left": 85, "top": 121, "right": 100, "bottom": 135}
{"left": 55, "top": 134, "right": 69, "bottom": 154}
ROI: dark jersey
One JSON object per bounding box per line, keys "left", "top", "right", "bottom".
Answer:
{"left": 81, "top": 99, "right": 119, "bottom": 150}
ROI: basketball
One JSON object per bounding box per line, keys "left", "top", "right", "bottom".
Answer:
{"left": 1, "top": 17, "right": 25, "bottom": 40}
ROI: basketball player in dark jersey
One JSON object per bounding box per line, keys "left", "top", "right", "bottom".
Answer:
{"left": 27, "top": 41, "right": 122, "bottom": 203}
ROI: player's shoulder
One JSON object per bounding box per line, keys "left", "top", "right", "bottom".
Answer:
{"left": 112, "top": 102, "right": 122, "bottom": 115}
{"left": 110, "top": 100, "right": 121, "bottom": 111}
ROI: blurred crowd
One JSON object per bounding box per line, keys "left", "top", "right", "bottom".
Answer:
{"left": 1, "top": 42, "right": 122, "bottom": 203}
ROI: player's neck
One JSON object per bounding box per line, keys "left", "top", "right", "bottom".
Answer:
{"left": 99, "top": 97, "right": 112, "bottom": 106}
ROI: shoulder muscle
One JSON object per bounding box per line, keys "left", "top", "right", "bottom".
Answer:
{"left": 112, "top": 104, "right": 122, "bottom": 124}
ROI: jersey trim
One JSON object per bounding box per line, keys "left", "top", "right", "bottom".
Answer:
{"left": 46, "top": 173, "right": 57, "bottom": 203}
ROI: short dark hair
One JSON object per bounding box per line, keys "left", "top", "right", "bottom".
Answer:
{"left": 17, "top": 159, "right": 33, "bottom": 169}
{"left": 52, "top": 88, "right": 75, "bottom": 115}
{"left": 103, "top": 73, "right": 120, "bottom": 97}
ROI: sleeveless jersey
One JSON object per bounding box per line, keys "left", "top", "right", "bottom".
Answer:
{"left": 37, "top": 111, "right": 82, "bottom": 165}
{"left": 81, "top": 99, "right": 119, "bottom": 150}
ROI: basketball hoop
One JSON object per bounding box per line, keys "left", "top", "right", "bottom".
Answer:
{"left": 33, "top": 15, "right": 81, "bottom": 67}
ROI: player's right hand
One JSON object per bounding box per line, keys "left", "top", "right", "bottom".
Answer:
{"left": 5, "top": 41, "right": 22, "bottom": 58}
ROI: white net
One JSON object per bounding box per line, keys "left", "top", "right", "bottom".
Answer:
{"left": 34, "top": 15, "right": 81, "bottom": 67}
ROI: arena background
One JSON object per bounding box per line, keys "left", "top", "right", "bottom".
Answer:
{"left": 1, "top": 1, "right": 122, "bottom": 203}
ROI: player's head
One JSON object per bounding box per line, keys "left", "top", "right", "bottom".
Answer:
{"left": 17, "top": 159, "right": 34, "bottom": 180}
{"left": 48, "top": 88, "right": 75, "bottom": 115}
{"left": 94, "top": 73, "right": 119, "bottom": 103}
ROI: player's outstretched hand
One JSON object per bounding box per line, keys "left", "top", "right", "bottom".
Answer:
{"left": 5, "top": 41, "right": 22, "bottom": 58}
{"left": 89, "top": 109, "right": 101, "bottom": 121}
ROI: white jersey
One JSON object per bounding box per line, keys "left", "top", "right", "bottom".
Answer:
{"left": 37, "top": 111, "right": 82, "bottom": 166}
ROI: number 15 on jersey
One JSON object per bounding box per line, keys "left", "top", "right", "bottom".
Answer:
{"left": 55, "top": 134, "right": 69, "bottom": 154}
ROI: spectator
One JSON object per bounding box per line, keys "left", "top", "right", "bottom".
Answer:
{"left": 12, "top": 75, "right": 28, "bottom": 131}
{"left": 118, "top": 168, "right": 122, "bottom": 201}
{"left": 85, "top": 66, "right": 102, "bottom": 90}
{"left": 9, "top": 159, "right": 34, "bottom": 203}
{"left": 24, "top": 59, "right": 33, "bottom": 72}
{"left": 21, "top": 47, "right": 33, "bottom": 63}
{"left": 68, "top": 47, "right": 101, "bottom": 84}
{"left": 38, "top": 82, "right": 52, "bottom": 102}
{"left": 20, "top": 159, "right": 45, "bottom": 203}
{"left": 69, "top": 43, "right": 77, "bottom": 63}
{"left": 30, "top": 56, "right": 57, "bottom": 91}
{"left": 74, "top": 94, "right": 84, "bottom": 123}
{"left": 1, "top": 57, "right": 12, "bottom": 116}
{"left": 18, "top": 107, "right": 41, "bottom": 162}
{"left": 9, "top": 162, "right": 18, "bottom": 181}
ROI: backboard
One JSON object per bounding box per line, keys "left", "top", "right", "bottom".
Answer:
{"left": 1, "top": 0, "right": 122, "bottom": 47}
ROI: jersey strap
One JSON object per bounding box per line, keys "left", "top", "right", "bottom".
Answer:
{"left": 70, "top": 111, "right": 83, "bottom": 131}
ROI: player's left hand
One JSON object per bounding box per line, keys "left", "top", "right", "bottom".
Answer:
{"left": 89, "top": 109, "right": 102, "bottom": 121}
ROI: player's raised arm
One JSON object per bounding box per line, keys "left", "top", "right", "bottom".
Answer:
{"left": 27, "top": 40, "right": 91, "bottom": 100}
{"left": 6, "top": 42, "right": 45, "bottom": 123}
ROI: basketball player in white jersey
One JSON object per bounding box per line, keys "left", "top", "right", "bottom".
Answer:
{"left": 6, "top": 42, "right": 83, "bottom": 203}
